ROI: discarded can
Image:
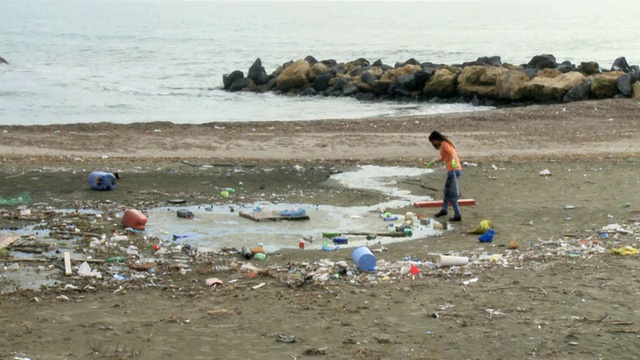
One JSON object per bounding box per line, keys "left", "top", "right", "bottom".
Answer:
{"left": 299, "top": 241, "right": 305, "bottom": 249}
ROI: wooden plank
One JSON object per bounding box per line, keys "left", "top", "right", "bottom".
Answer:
{"left": 239, "top": 210, "right": 310, "bottom": 222}
{"left": 413, "top": 199, "right": 477, "bottom": 208}
{"left": 0, "top": 232, "right": 20, "bottom": 249}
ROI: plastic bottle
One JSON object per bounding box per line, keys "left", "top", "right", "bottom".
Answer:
{"left": 332, "top": 237, "right": 348, "bottom": 244}
{"left": 322, "top": 232, "right": 341, "bottom": 238}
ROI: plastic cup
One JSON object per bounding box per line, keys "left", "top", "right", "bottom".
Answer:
{"left": 436, "top": 255, "right": 469, "bottom": 267}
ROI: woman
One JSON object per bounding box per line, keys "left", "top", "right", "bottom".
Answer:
{"left": 426, "top": 131, "right": 462, "bottom": 222}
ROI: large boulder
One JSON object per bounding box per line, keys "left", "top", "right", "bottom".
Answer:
{"left": 372, "top": 80, "right": 392, "bottom": 97}
{"left": 304, "top": 55, "right": 318, "bottom": 66}
{"left": 223, "top": 70, "right": 244, "bottom": 90}
{"left": 342, "top": 83, "right": 359, "bottom": 96}
{"left": 632, "top": 82, "right": 640, "bottom": 99}
{"left": 248, "top": 58, "right": 269, "bottom": 86}
{"left": 495, "top": 69, "right": 530, "bottom": 100}
{"left": 345, "top": 58, "right": 370, "bottom": 73}
{"left": 311, "top": 71, "right": 334, "bottom": 92}
{"left": 229, "top": 77, "right": 255, "bottom": 92}
{"left": 579, "top": 61, "right": 600, "bottom": 75}
{"left": 308, "top": 62, "right": 329, "bottom": 82}
{"left": 522, "top": 71, "right": 587, "bottom": 102}
{"left": 536, "top": 68, "right": 560, "bottom": 79}
{"left": 457, "top": 65, "right": 506, "bottom": 98}
{"left": 525, "top": 54, "right": 557, "bottom": 70}
{"left": 590, "top": 71, "right": 625, "bottom": 99}
{"left": 611, "top": 56, "right": 630, "bottom": 72}
{"left": 354, "top": 80, "right": 373, "bottom": 93}
{"left": 395, "top": 74, "right": 419, "bottom": 96}
{"left": 562, "top": 80, "right": 591, "bottom": 103}
{"left": 331, "top": 76, "right": 350, "bottom": 92}
{"left": 616, "top": 73, "right": 633, "bottom": 96}
{"left": 380, "top": 64, "right": 421, "bottom": 82}
{"left": 276, "top": 60, "right": 311, "bottom": 92}
{"left": 423, "top": 66, "right": 460, "bottom": 98}
{"left": 360, "top": 71, "right": 379, "bottom": 86}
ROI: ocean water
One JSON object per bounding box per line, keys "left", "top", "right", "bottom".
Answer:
{"left": 1, "top": 0, "right": 638, "bottom": 126}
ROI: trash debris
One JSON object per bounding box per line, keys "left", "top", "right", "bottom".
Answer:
{"left": 177, "top": 209, "right": 194, "bottom": 219}
{"left": 122, "top": 208, "right": 148, "bottom": 230}
{"left": 88, "top": 171, "right": 116, "bottom": 191}
{"left": 610, "top": 246, "right": 638, "bottom": 256}
{"left": 468, "top": 219, "right": 494, "bottom": 234}
{"left": 539, "top": 169, "right": 551, "bottom": 176}
{"left": 409, "top": 263, "right": 420, "bottom": 275}
{"left": 436, "top": 255, "right": 469, "bottom": 267}
{"left": 351, "top": 246, "right": 376, "bottom": 271}
{"left": 0, "top": 191, "right": 32, "bottom": 205}
{"left": 77, "top": 261, "right": 102, "bottom": 278}
{"left": 479, "top": 228, "right": 495, "bottom": 242}
{"left": 0, "top": 232, "right": 20, "bottom": 249}
{"left": 205, "top": 277, "right": 223, "bottom": 286}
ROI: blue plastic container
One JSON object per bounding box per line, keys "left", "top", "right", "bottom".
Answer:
{"left": 332, "top": 237, "right": 348, "bottom": 245}
{"left": 351, "top": 246, "right": 376, "bottom": 271}
{"left": 88, "top": 171, "right": 116, "bottom": 191}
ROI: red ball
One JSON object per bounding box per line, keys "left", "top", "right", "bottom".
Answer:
{"left": 153, "top": 244, "right": 160, "bottom": 251}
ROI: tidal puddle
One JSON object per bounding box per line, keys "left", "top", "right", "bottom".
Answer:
{"left": 144, "top": 165, "right": 443, "bottom": 251}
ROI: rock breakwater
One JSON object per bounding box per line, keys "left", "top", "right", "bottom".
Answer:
{"left": 223, "top": 54, "right": 640, "bottom": 106}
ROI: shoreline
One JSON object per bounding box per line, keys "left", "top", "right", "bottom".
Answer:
{"left": 1, "top": 98, "right": 638, "bottom": 164}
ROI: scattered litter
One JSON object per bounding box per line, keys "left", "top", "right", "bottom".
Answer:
{"left": 468, "top": 219, "right": 494, "bottom": 234}
{"left": 610, "top": 246, "right": 638, "bottom": 256}
{"left": 539, "top": 169, "right": 551, "bottom": 176}
{"left": 0, "top": 191, "right": 32, "bottom": 205}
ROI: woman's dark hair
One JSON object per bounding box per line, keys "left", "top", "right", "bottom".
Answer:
{"left": 428, "top": 131, "right": 454, "bottom": 148}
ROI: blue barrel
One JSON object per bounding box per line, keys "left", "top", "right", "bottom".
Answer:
{"left": 88, "top": 171, "right": 116, "bottom": 191}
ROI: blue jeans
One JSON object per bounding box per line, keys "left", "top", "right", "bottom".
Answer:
{"left": 442, "top": 170, "right": 462, "bottom": 215}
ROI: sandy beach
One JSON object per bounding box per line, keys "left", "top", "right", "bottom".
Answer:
{"left": 1, "top": 98, "right": 639, "bottom": 360}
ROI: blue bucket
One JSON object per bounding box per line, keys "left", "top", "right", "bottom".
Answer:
{"left": 88, "top": 171, "right": 116, "bottom": 191}
{"left": 351, "top": 246, "right": 376, "bottom": 271}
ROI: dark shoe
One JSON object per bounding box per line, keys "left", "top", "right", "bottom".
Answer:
{"left": 449, "top": 214, "right": 462, "bottom": 222}
{"left": 434, "top": 210, "right": 448, "bottom": 218}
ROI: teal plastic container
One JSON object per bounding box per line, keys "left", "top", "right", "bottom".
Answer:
{"left": 88, "top": 171, "right": 116, "bottom": 191}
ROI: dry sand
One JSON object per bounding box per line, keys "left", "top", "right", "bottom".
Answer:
{"left": 0, "top": 98, "right": 639, "bottom": 360}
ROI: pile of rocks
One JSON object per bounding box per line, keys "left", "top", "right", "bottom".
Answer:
{"left": 222, "top": 55, "right": 640, "bottom": 106}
